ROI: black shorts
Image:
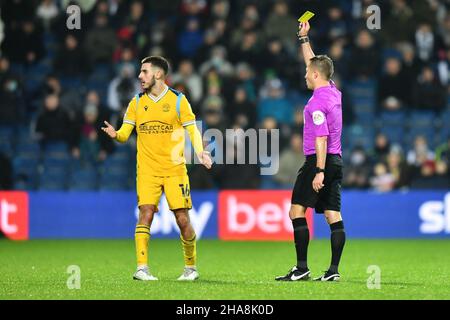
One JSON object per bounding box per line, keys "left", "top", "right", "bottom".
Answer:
{"left": 291, "top": 154, "right": 343, "bottom": 213}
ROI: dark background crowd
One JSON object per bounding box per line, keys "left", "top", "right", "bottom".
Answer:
{"left": 0, "top": 0, "right": 449, "bottom": 191}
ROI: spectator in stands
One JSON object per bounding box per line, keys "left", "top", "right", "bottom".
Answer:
{"left": 273, "top": 133, "right": 305, "bottom": 187}
{"left": 407, "top": 135, "right": 435, "bottom": 167}
{"left": 257, "top": 78, "right": 293, "bottom": 125}
{"left": 36, "top": 0, "right": 59, "bottom": 30}
{"left": 435, "top": 137, "right": 450, "bottom": 165}
{"left": 412, "top": 66, "right": 446, "bottom": 112}
{"left": 201, "top": 94, "right": 227, "bottom": 132}
{"left": 438, "top": 13, "right": 450, "bottom": 49}
{"left": 370, "top": 162, "right": 395, "bottom": 192}
{"left": 178, "top": 17, "right": 204, "bottom": 59}
{"left": 262, "top": 37, "right": 293, "bottom": 83}
{"left": 264, "top": 0, "right": 297, "bottom": 55}
{"left": 172, "top": 59, "right": 203, "bottom": 106}
{"left": 434, "top": 160, "right": 450, "bottom": 188}
{"left": 107, "top": 63, "right": 140, "bottom": 112}
{"left": 398, "top": 43, "right": 421, "bottom": 93}
{"left": 317, "top": 4, "right": 349, "bottom": 48}
{"left": 217, "top": 132, "right": 260, "bottom": 189}
{"left": 381, "top": 0, "right": 415, "bottom": 45}
{"left": 343, "top": 146, "right": 371, "bottom": 189}
{"left": 54, "top": 34, "right": 88, "bottom": 77}
{"left": 227, "top": 87, "right": 256, "bottom": 130}
{"left": 328, "top": 40, "right": 349, "bottom": 81}
{"left": 229, "top": 4, "right": 260, "bottom": 49}
{"left": 2, "top": 19, "right": 45, "bottom": 64}
{"left": 410, "top": 160, "right": 439, "bottom": 189}
{"left": 349, "top": 29, "right": 380, "bottom": 80}
{"left": 35, "top": 93, "right": 77, "bottom": 153}
{"left": 414, "top": 23, "right": 440, "bottom": 64}
{"left": 0, "top": 56, "right": 25, "bottom": 124}
{"left": 0, "top": 152, "right": 12, "bottom": 190}
{"left": 230, "top": 29, "right": 262, "bottom": 70}
{"left": 378, "top": 57, "right": 411, "bottom": 109}
{"left": 84, "top": 14, "right": 116, "bottom": 66}
{"left": 199, "top": 46, "right": 234, "bottom": 79}
{"left": 75, "top": 103, "right": 114, "bottom": 164}
{"left": 373, "top": 133, "right": 391, "bottom": 163}
{"left": 386, "top": 148, "right": 411, "bottom": 189}
{"left": 437, "top": 48, "right": 450, "bottom": 87}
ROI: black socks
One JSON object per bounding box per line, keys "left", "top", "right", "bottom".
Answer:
{"left": 292, "top": 218, "right": 309, "bottom": 270}
{"left": 329, "top": 220, "right": 346, "bottom": 274}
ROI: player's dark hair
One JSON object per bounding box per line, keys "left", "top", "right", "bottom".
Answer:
{"left": 309, "top": 55, "right": 334, "bottom": 81}
{"left": 141, "top": 56, "right": 170, "bottom": 75}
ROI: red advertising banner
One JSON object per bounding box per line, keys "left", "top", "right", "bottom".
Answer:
{"left": 0, "top": 191, "right": 29, "bottom": 240}
{"left": 218, "top": 190, "right": 313, "bottom": 240}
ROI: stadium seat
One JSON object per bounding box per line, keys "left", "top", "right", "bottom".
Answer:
{"left": 380, "top": 126, "right": 404, "bottom": 145}
{"left": 13, "top": 157, "right": 39, "bottom": 189}
{"left": 379, "top": 110, "right": 406, "bottom": 127}
{"left": 407, "top": 111, "right": 436, "bottom": 128}
{"left": 344, "top": 125, "right": 375, "bottom": 151}
{"left": 38, "top": 165, "right": 69, "bottom": 190}
{"left": 68, "top": 167, "right": 98, "bottom": 191}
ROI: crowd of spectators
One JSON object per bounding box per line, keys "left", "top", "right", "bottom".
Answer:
{"left": 0, "top": 0, "right": 449, "bottom": 191}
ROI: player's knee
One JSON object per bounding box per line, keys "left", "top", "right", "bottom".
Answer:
{"left": 138, "top": 205, "right": 156, "bottom": 225}
{"left": 175, "top": 213, "right": 190, "bottom": 229}
{"left": 289, "top": 205, "right": 306, "bottom": 220}
{"left": 324, "top": 211, "right": 342, "bottom": 225}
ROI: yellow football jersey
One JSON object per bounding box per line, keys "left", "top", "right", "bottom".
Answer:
{"left": 123, "top": 86, "right": 196, "bottom": 176}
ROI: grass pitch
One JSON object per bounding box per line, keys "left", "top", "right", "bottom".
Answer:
{"left": 1, "top": 239, "right": 449, "bottom": 300}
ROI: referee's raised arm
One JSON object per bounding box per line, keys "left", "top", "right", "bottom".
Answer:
{"left": 298, "top": 21, "right": 315, "bottom": 66}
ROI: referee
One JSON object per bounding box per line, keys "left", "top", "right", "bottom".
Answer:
{"left": 275, "top": 21, "right": 345, "bottom": 282}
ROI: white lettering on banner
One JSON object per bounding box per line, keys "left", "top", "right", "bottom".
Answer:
{"left": 0, "top": 199, "right": 18, "bottom": 234}
{"left": 419, "top": 193, "right": 450, "bottom": 234}
{"left": 227, "top": 196, "right": 293, "bottom": 233}
{"left": 134, "top": 197, "right": 213, "bottom": 238}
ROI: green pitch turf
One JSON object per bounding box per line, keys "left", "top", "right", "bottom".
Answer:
{"left": 1, "top": 239, "right": 449, "bottom": 300}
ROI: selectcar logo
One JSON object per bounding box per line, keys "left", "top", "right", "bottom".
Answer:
{"left": 218, "top": 191, "right": 313, "bottom": 240}
{"left": 0, "top": 192, "right": 29, "bottom": 240}
{"left": 419, "top": 193, "right": 450, "bottom": 234}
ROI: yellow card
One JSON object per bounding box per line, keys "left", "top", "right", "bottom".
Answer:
{"left": 298, "top": 11, "right": 315, "bottom": 22}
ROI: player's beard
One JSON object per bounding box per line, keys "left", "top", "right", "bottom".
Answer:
{"left": 145, "top": 76, "right": 156, "bottom": 93}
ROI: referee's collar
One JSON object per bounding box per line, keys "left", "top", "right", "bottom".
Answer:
{"left": 313, "top": 81, "right": 334, "bottom": 94}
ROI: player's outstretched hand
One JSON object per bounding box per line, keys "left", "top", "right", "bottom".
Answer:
{"left": 198, "top": 150, "right": 212, "bottom": 169}
{"left": 101, "top": 121, "right": 117, "bottom": 139}
{"left": 298, "top": 21, "right": 310, "bottom": 37}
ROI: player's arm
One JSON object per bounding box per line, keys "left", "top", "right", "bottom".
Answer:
{"left": 101, "top": 121, "right": 134, "bottom": 143}
{"left": 185, "top": 124, "right": 212, "bottom": 169}
{"left": 298, "top": 21, "right": 315, "bottom": 66}
{"left": 309, "top": 103, "right": 329, "bottom": 192}
{"left": 179, "top": 95, "right": 212, "bottom": 169}
{"left": 312, "top": 136, "right": 327, "bottom": 193}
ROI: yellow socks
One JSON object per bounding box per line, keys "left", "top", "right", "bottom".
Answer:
{"left": 135, "top": 224, "right": 150, "bottom": 267}
{"left": 180, "top": 234, "right": 197, "bottom": 268}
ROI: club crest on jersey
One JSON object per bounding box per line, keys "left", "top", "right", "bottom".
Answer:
{"left": 162, "top": 104, "right": 170, "bottom": 112}
{"left": 312, "top": 110, "right": 325, "bottom": 125}
{"left": 144, "top": 105, "right": 148, "bottom": 111}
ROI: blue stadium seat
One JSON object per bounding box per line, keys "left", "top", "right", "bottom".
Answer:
{"left": 38, "top": 165, "right": 69, "bottom": 190}
{"left": 407, "top": 111, "right": 436, "bottom": 128}
{"left": 344, "top": 125, "right": 375, "bottom": 150}
{"left": 68, "top": 167, "right": 98, "bottom": 190}
{"left": 13, "top": 157, "right": 40, "bottom": 190}
{"left": 380, "top": 126, "right": 404, "bottom": 145}
{"left": 379, "top": 110, "right": 407, "bottom": 127}
{"left": 43, "top": 142, "right": 69, "bottom": 157}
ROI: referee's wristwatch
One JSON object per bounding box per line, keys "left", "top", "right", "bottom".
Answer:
{"left": 315, "top": 167, "right": 325, "bottom": 174}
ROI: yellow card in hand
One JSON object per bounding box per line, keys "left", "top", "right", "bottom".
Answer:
{"left": 298, "top": 11, "right": 315, "bottom": 23}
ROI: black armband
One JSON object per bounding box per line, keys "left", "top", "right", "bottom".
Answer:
{"left": 298, "top": 36, "right": 309, "bottom": 44}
